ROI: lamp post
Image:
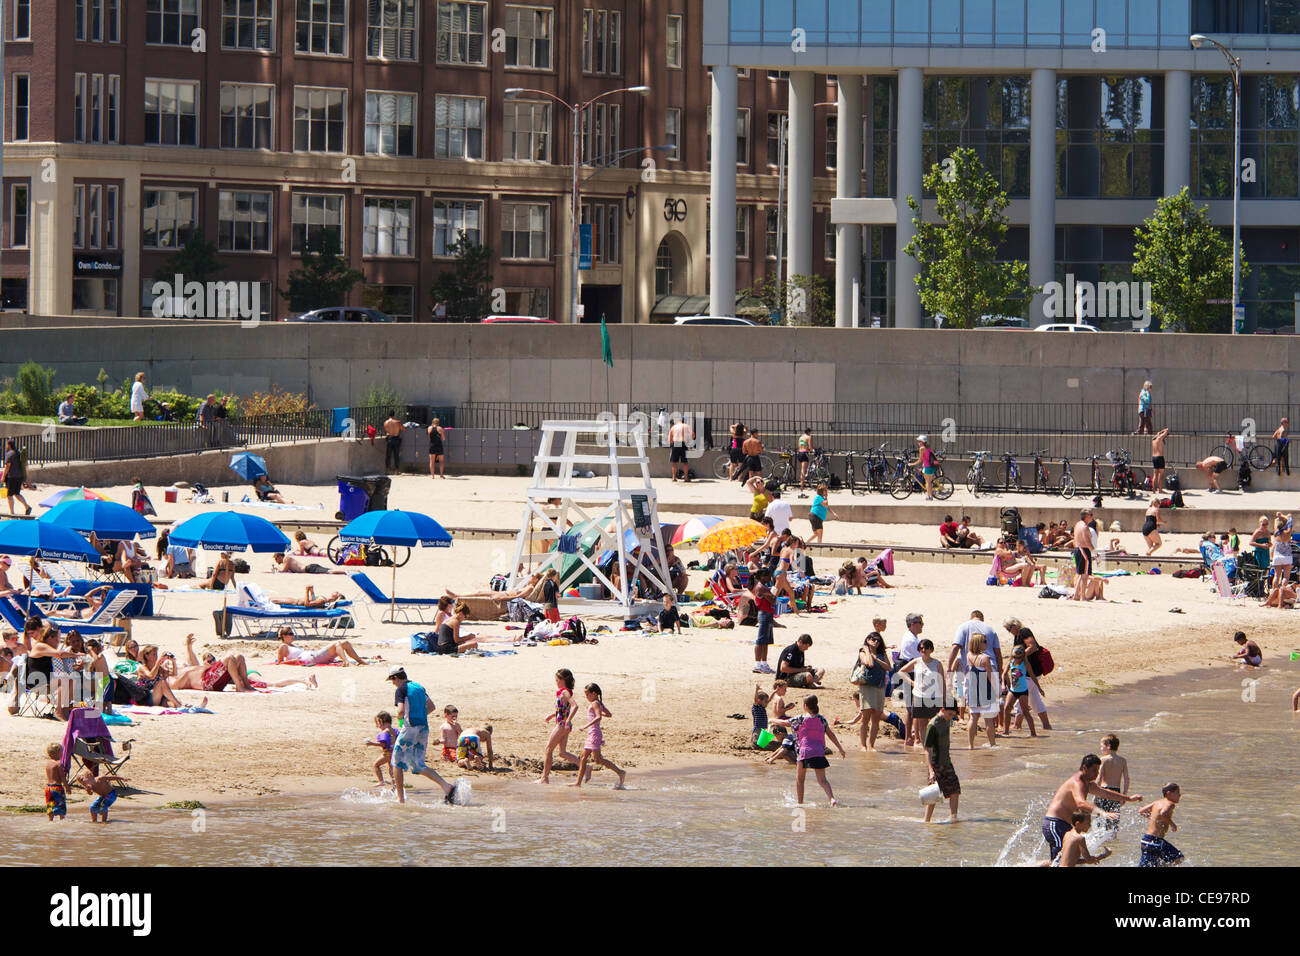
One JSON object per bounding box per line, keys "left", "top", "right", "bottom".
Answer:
{"left": 1190, "top": 33, "right": 1243, "bottom": 335}
{"left": 505, "top": 85, "right": 650, "bottom": 325}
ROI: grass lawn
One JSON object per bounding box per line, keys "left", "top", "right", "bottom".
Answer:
{"left": 0, "top": 415, "right": 172, "bottom": 427}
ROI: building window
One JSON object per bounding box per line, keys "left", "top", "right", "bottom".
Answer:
{"left": 146, "top": 0, "right": 200, "bottom": 46}
{"left": 90, "top": 74, "right": 103, "bottom": 143}
{"left": 824, "top": 211, "right": 835, "bottom": 260}
{"left": 432, "top": 198, "right": 483, "bottom": 256}
{"left": 73, "top": 185, "right": 84, "bottom": 248}
{"left": 434, "top": 95, "right": 485, "bottom": 159}
{"left": 74, "top": 74, "right": 86, "bottom": 142}
{"left": 142, "top": 188, "right": 198, "bottom": 249}
{"left": 291, "top": 193, "right": 345, "bottom": 253}
{"left": 504, "top": 101, "right": 551, "bottom": 162}
{"left": 293, "top": 87, "right": 346, "bottom": 152}
{"left": 826, "top": 115, "right": 837, "bottom": 170}
{"left": 106, "top": 0, "right": 119, "bottom": 41}
{"left": 581, "top": 103, "right": 620, "bottom": 165}
{"left": 437, "top": 1, "right": 487, "bottom": 65}
{"left": 106, "top": 75, "right": 120, "bottom": 143}
{"left": 765, "top": 208, "right": 779, "bottom": 259}
{"left": 14, "top": 0, "right": 30, "bottom": 40}
{"left": 363, "top": 196, "right": 414, "bottom": 257}
{"left": 767, "top": 111, "right": 786, "bottom": 166}
{"left": 218, "top": 190, "right": 273, "bottom": 252}
{"left": 364, "top": 284, "right": 414, "bottom": 320}
{"left": 665, "top": 108, "right": 681, "bottom": 160}
{"left": 12, "top": 74, "right": 28, "bottom": 141}
{"left": 9, "top": 184, "right": 29, "bottom": 248}
{"left": 221, "top": 84, "right": 274, "bottom": 150}
{"left": 367, "top": 0, "right": 417, "bottom": 60}
{"left": 144, "top": 80, "right": 200, "bottom": 146}
{"left": 365, "top": 91, "right": 416, "bottom": 157}
{"left": 737, "top": 206, "right": 751, "bottom": 259}
{"left": 222, "top": 0, "right": 274, "bottom": 51}
{"left": 72, "top": 279, "right": 118, "bottom": 313}
{"left": 666, "top": 14, "right": 683, "bottom": 68}
{"left": 1, "top": 278, "right": 28, "bottom": 310}
{"left": 104, "top": 185, "right": 119, "bottom": 249}
{"left": 500, "top": 202, "right": 549, "bottom": 260}
{"left": 655, "top": 238, "right": 675, "bottom": 296}
{"left": 503, "top": 288, "right": 549, "bottom": 318}
{"left": 581, "top": 200, "right": 620, "bottom": 264}
{"left": 296, "top": 0, "right": 347, "bottom": 55}
{"left": 505, "top": 4, "right": 552, "bottom": 69}
{"left": 582, "top": 9, "right": 621, "bottom": 75}
{"left": 738, "top": 108, "right": 750, "bottom": 165}
{"left": 86, "top": 185, "right": 101, "bottom": 249}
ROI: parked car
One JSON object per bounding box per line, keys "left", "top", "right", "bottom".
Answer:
{"left": 1036, "top": 322, "right": 1100, "bottom": 332}
{"left": 673, "top": 315, "right": 761, "bottom": 326}
{"left": 282, "top": 307, "right": 394, "bottom": 323}
{"left": 480, "top": 315, "right": 558, "bottom": 324}
{"left": 980, "top": 315, "right": 1029, "bottom": 329}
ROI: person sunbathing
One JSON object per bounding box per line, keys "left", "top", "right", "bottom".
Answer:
{"left": 1261, "top": 580, "right": 1297, "bottom": 608}
{"left": 446, "top": 570, "right": 543, "bottom": 601}
{"left": 1002, "top": 540, "right": 1047, "bottom": 587}
{"left": 198, "top": 553, "right": 236, "bottom": 591}
{"left": 114, "top": 540, "right": 152, "bottom": 581}
{"left": 272, "top": 552, "right": 345, "bottom": 575}
{"left": 854, "top": 556, "right": 892, "bottom": 588}
{"left": 166, "top": 636, "right": 317, "bottom": 693}
{"left": 253, "top": 475, "right": 289, "bottom": 504}
{"left": 295, "top": 586, "right": 346, "bottom": 608}
{"left": 275, "top": 627, "right": 366, "bottom": 666}
{"left": 291, "top": 531, "right": 328, "bottom": 558}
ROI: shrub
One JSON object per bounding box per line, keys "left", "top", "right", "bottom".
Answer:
{"left": 358, "top": 381, "right": 404, "bottom": 412}
{"left": 236, "top": 386, "right": 314, "bottom": 419}
{"left": 15, "top": 360, "right": 57, "bottom": 415}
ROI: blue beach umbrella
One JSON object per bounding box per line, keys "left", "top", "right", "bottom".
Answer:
{"left": 339, "top": 510, "right": 452, "bottom": 618}
{"left": 0, "top": 519, "right": 101, "bottom": 563}
{"left": 40, "top": 499, "right": 158, "bottom": 541}
{"left": 229, "top": 452, "right": 268, "bottom": 481}
{"left": 170, "top": 511, "right": 291, "bottom": 612}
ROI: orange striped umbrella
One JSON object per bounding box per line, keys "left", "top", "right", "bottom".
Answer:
{"left": 697, "top": 518, "right": 768, "bottom": 554}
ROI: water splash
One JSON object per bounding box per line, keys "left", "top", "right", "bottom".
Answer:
{"left": 995, "top": 796, "right": 1048, "bottom": 867}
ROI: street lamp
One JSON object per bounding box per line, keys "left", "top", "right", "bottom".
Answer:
{"left": 505, "top": 85, "right": 650, "bottom": 325}
{"left": 1190, "top": 33, "right": 1243, "bottom": 335}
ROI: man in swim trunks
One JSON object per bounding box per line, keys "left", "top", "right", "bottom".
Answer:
{"left": 1151, "top": 427, "right": 1170, "bottom": 492}
{"left": 739, "top": 431, "right": 765, "bottom": 484}
{"left": 383, "top": 411, "right": 403, "bottom": 475}
{"left": 668, "top": 418, "right": 694, "bottom": 482}
{"left": 1138, "top": 783, "right": 1185, "bottom": 867}
{"left": 388, "top": 668, "right": 454, "bottom": 805}
{"left": 1071, "top": 509, "right": 1094, "bottom": 602}
{"left": 1195, "top": 455, "right": 1228, "bottom": 492}
{"left": 1042, "top": 754, "right": 1142, "bottom": 863}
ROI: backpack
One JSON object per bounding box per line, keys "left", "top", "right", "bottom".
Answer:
{"left": 489, "top": 574, "right": 509, "bottom": 592}
{"left": 1238, "top": 459, "right": 1252, "bottom": 489}
{"left": 562, "top": 616, "right": 587, "bottom": 643}
{"left": 1036, "top": 646, "right": 1055, "bottom": 676}
{"left": 1170, "top": 488, "right": 1185, "bottom": 508}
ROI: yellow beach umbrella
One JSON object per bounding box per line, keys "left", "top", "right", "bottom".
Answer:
{"left": 697, "top": 518, "right": 768, "bottom": 554}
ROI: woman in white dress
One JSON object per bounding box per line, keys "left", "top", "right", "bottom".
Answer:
{"left": 130, "top": 372, "right": 149, "bottom": 421}
{"left": 965, "top": 633, "right": 1000, "bottom": 749}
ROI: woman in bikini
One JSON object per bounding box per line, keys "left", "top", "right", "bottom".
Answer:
{"left": 132, "top": 645, "right": 186, "bottom": 708}
{"left": 275, "top": 627, "right": 366, "bottom": 666}
{"left": 1143, "top": 497, "right": 1165, "bottom": 556}
{"left": 292, "top": 531, "right": 328, "bottom": 558}
{"left": 198, "top": 552, "right": 236, "bottom": 591}
{"left": 435, "top": 601, "right": 480, "bottom": 655}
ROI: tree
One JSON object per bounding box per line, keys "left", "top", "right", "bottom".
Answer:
{"left": 902, "top": 146, "right": 1035, "bottom": 329}
{"left": 1133, "top": 187, "right": 1246, "bottom": 333}
{"left": 152, "top": 232, "right": 225, "bottom": 286}
{"left": 430, "top": 233, "right": 494, "bottom": 322}
{"left": 740, "top": 273, "right": 833, "bottom": 327}
{"left": 279, "top": 229, "right": 365, "bottom": 314}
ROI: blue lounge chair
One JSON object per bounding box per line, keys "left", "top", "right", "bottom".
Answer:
{"left": 350, "top": 572, "right": 443, "bottom": 624}
{"left": 0, "top": 594, "right": 129, "bottom": 638}
{"left": 227, "top": 584, "right": 354, "bottom": 638}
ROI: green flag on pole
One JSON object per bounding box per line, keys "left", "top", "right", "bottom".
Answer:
{"left": 600, "top": 316, "right": 613, "bottom": 368}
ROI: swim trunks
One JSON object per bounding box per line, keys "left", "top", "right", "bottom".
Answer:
{"left": 934, "top": 764, "right": 961, "bottom": 798}
{"left": 45, "top": 784, "right": 66, "bottom": 818}
{"left": 1139, "top": 835, "right": 1184, "bottom": 867}
{"left": 392, "top": 725, "right": 430, "bottom": 774}
{"left": 457, "top": 734, "right": 481, "bottom": 761}
{"left": 1072, "top": 547, "right": 1092, "bottom": 575}
{"left": 90, "top": 789, "right": 118, "bottom": 815}
{"left": 1152, "top": 455, "right": 1165, "bottom": 469}
{"left": 1042, "top": 816, "right": 1072, "bottom": 860}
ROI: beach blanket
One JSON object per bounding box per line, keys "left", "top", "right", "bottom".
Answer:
{"left": 237, "top": 498, "right": 323, "bottom": 512}
{"left": 113, "top": 703, "right": 213, "bottom": 715}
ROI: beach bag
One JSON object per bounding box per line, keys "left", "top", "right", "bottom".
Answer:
{"left": 410, "top": 632, "right": 434, "bottom": 654}
{"left": 850, "top": 661, "right": 869, "bottom": 685}
{"left": 1170, "top": 488, "right": 1185, "bottom": 508}
{"left": 562, "top": 616, "right": 587, "bottom": 643}
{"left": 1238, "top": 458, "right": 1252, "bottom": 489}
{"left": 1036, "top": 646, "right": 1055, "bottom": 676}
{"left": 489, "top": 574, "right": 509, "bottom": 592}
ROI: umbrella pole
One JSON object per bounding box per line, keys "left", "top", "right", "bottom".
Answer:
{"left": 391, "top": 559, "right": 397, "bottom": 625}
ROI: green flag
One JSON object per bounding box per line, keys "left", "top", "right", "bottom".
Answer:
{"left": 600, "top": 316, "right": 613, "bottom": 368}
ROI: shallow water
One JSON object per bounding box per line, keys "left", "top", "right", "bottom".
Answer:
{"left": 4, "top": 664, "right": 1297, "bottom": 866}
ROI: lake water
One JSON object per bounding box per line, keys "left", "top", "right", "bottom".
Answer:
{"left": 4, "top": 663, "right": 1296, "bottom": 867}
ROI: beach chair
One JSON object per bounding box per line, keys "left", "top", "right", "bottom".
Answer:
{"left": 227, "top": 583, "right": 354, "bottom": 638}
{"left": 25, "top": 590, "right": 137, "bottom": 638}
{"left": 350, "top": 572, "right": 442, "bottom": 624}
{"left": 6, "top": 656, "right": 54, "bottom": 718}
{"left": 706, "top": 572, "right": 745, "bottom": 617}
{"left": 63, "top": 710, "right": 131, "bottom": 787}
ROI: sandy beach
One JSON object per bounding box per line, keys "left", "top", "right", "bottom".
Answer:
{"left": 3, "top": 472, "right": 1297, "bottom": 810}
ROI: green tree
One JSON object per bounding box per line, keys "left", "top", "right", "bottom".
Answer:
{"left": 430, "top": 233, "right": 494, "bottom": 322}
{"left": 279, "top": 229, "right": 365, "bottom": 314}
{"left": 152, "top": 232, "right": 225, "bottom": 286}
{"left": 902, "top": 146, "right": 1035, "bottom": 329}
{"left": 1133, "top": 187, "right": 1246, "bottom": 333}
{"left": 740, "top": 273, "right": 833, "bottom": 326}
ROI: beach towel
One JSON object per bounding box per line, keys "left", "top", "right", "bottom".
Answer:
{"left": 873, "top": 548, "right": 895, "bottom": 576}
{"left": 114, "top": 703, "right": 213, "bottom": 715}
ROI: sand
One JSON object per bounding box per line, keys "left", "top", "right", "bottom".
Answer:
{"left": 2, "top": 472, "right": 1296, "bottom": 809}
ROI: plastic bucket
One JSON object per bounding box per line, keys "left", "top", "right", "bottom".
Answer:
{"left": 164, "top": 488, "right": 178, "bottom": 503}
{"left": 919, "top": 782, "right": 942, "bottom": 805}
{"left": 755, "top": 729, "right": 775, "bottom": 749}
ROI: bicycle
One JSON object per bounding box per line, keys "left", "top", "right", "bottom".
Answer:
{"left": 1057, "top": 456, "right": 1077, "bottom": 499}
{"left": 1210, "top": 437, "right": 1274, "bottom": 472}
{"left": 844, "top": 450, "right": 865, "bottom": 495}
{"left": 858, "top": 442, "right": 894, "bottom": 493}
{"left": 996, "top": 451, "right": 1026, "bottom": 494}
{"left": 890, "top": 453, "right": 954, "bottom": 500}
{"left": 1088, "top": 455, "right": 1106, "bottom": 497}
{"left": 966, "top": 450, "right": 993, "bottom": 497}
{"left": 1106, "top": 449, "right": 1146, "bottom": 498}
{"left": 326, "top": 537, "right": 411, "bottom": 568}
{"left": 1029, "top": 449, "right": 1053, "bottom": 494}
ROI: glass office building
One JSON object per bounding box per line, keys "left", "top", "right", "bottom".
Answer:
{"left": 703, "top": 0, "right": 1300, "bottom": 329}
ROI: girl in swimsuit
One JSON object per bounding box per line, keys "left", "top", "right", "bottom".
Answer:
{"left": 538, "top": 669, "right": 579, "bottom": 783}
{"left": 1143, "top": 498, "right": 1164, "bottom": 555}
{"left": 572, "top": 682, "right": 626, "bottom": 789}
{"left": 435, "top": 602, "right": 479, "bottom": 655}
{"left": 428, "top": 418, "right": 446, "bottom": 478}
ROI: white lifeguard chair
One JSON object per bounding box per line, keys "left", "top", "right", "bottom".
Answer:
{"left": 508, "top": 420, "right": 672, "bottom": 612}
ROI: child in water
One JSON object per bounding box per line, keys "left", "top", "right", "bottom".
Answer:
{"left": 77, "top": 761, "right": 126, "bottom": 823}
{"left": 1094, "top": 734, "right": 1129, "bottom": 831}
{"left": 439, "top": 705, "right": 462, "bottom": 762}
{"left": 365, "top": 711, "right": 396, "bottom": 785}
{"left": 456, "top": 725, "right": 494, "bottom": 771}
{"left": 1230, "top": 631, "right": 1262, "bottom": 667}
{"left": 538, "top": 669, "right": 579, "bottom": 784}
{"left": 45, "top": 743, "right": 67, "bottom": 822}
{"left": 770, "top": 694, "right": 846, "bottom": 807}
{"left": 572, "top": 683, "right": 626, "bottom": 789}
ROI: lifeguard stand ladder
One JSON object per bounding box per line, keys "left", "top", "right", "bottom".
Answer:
{"left": 507, "top": 420, "right": 672, "bottom": 612}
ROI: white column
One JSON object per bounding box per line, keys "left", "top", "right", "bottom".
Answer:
{"left": 835, "top": 77, "right": 863, "bottom": 329}
{"left": 709, "top": 66, "right": 738, "bottom": 317}
{"left": 1164, "top": 69, "right": 1192, "bottom": 195}
{"left": 786, "top": 71, "right": 815, "bottom": 286}
{"left": 894, "top": 66, "right": 923, "bottom": 329}
{"left": 1030, "top": 68, "right": 1057, "bottom": 325}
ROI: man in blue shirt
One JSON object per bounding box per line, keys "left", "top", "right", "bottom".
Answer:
{"left": 387, "top": 667, "right": 453, "bottom": 805}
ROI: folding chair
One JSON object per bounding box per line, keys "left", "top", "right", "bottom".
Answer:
{"left": 7, "top": 656, "right": 54, "bottom": 718}
{"left": 70, "top": 737, "right": 132, "bottom": 782}
{"left": 35, "top": 589, "right": 137, "bottom": 637}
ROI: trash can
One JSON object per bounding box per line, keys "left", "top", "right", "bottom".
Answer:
{"left": 336, "top": 481, "right": 370, "bottom": 522}
{"left": 336, "top": 474, "right": 391, "bottom": 521}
